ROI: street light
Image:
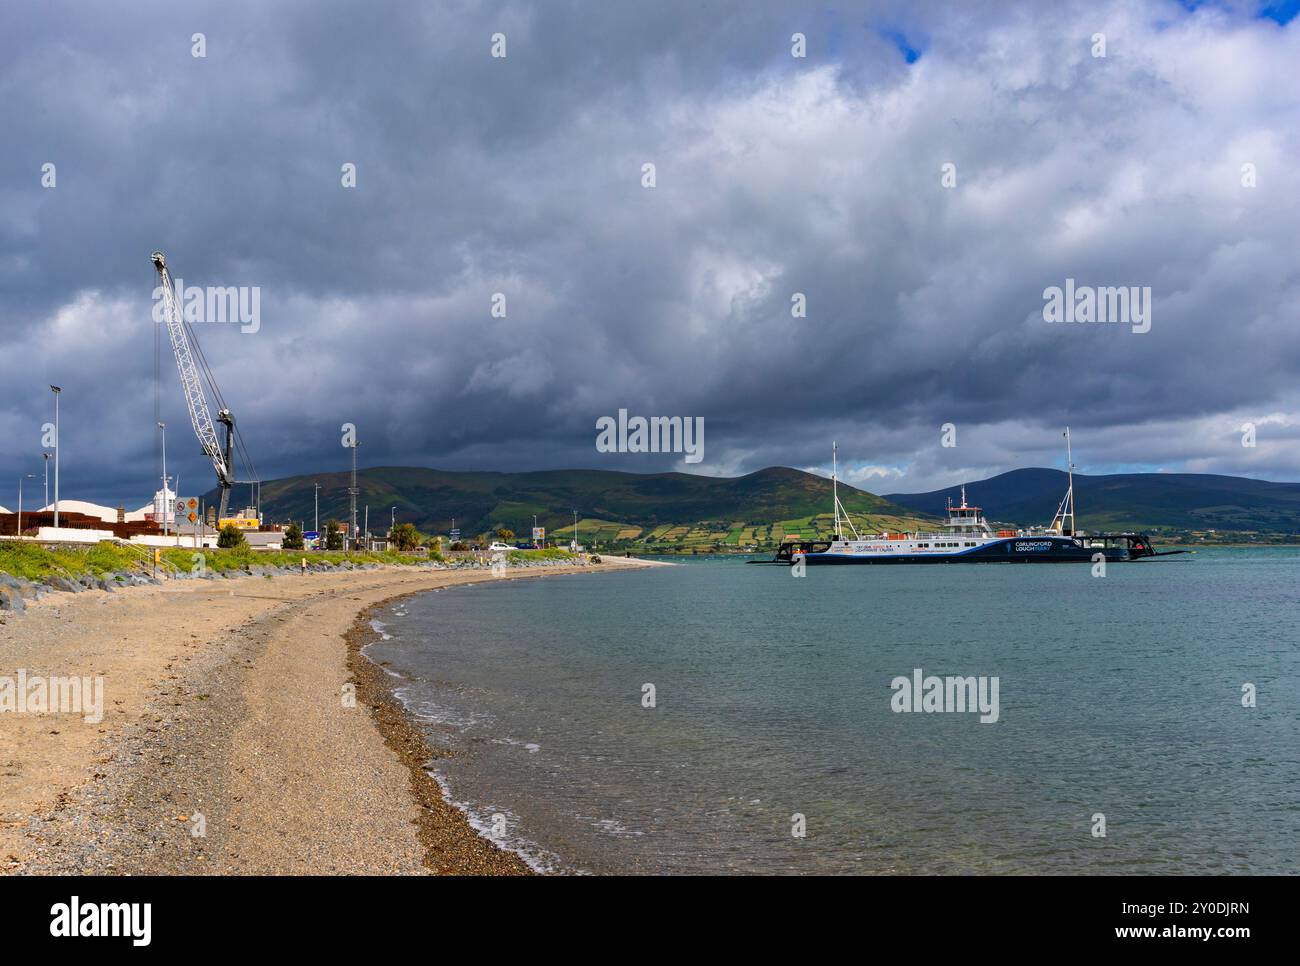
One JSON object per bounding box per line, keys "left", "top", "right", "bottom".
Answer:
{"left": 314, "top": 482, "right": 321, "bottom": 537}
{"left": 158, "top": 421, "right": 168, "bottom": 536}
{"left": 17, "top": 474, "right": 34, "bottom": 536}
{"left": 49, "top": 386, "right": 60, "bottom": 528}
{"left": 391, "top": 505, "right": 396, "bottom": 534}
{"left": 347, "top": 438, "right": 360, "bottom": 553}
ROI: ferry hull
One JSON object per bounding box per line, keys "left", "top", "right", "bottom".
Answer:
{"left": 790, "top": 537, "right": 1142, "bottom": 565}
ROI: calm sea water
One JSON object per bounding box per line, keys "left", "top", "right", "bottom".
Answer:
{"left": 365, "top": 549, "right": 1300, "bottom": 874}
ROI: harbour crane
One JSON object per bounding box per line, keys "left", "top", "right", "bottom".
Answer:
{"left": 151, "top": 251, "right": 252, "bottom": 522}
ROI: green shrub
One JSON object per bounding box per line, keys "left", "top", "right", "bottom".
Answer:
{"left": 389, "top": 522, "right": 423, "bottom": 551}
{"left": 506, "top": 547, "right": 575, "bottom": 563}
{"left": 217, "top": 524, "right": 248, "bottom": 549}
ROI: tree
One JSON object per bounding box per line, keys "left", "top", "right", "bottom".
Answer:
{"left": 325, "top": 519, "right": 344, "bottom": 551}
{"left": 496, "top": 527, "right": 515, "bottom": 542}
{"left": 217, "top": 523, "right": 247, "bottom": 549}
{"left": 282, "top": 522, "right": 304, "bottom": 550}
{"left": 389, "top": 522, "right": 423, "bottom": 551}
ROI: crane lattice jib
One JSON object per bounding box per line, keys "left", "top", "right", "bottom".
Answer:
{"left": 151, "top": 252, "right": 232, "bottom": 487}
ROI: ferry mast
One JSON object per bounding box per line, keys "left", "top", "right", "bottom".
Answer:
{"left": 1048, "top": 427, "right": 1077, "bottom": 536}
{"left": 832, "top": 441, "right": 841, "bottom": 539}
{"left": 1065, "top": 426, "right": 1076, "bottom": 536}
{"left": 829, "top": 441, "right": 860, "bottom": 540}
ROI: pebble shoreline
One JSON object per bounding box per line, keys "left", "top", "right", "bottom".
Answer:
{"left": 1, "top": 556, "right": 652, "bottom": 875}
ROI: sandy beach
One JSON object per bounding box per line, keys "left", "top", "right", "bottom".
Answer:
{"left": 0, "top": 557, "right": 655, "bottom": 875}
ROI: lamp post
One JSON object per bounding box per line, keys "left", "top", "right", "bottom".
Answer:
{"left": 314, "top": 483, "right": 321, "bottom": 537}
{"left": 17, "top": 474, "right": 34, "bottom": 536}
{"left": 158, "top": 421, "right": 168, "bottom": 536}
{"left": 49, "top": 386, "right": 61, "bottom": 527}
{"left": 347, "top": 439, "right": 360, "bottom": 553}
{"left": 391, "top": 505, "right": 396, "bottom": 534}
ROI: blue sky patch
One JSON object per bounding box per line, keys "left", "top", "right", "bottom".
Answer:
{"left": 879, "top": 27, "right": 923, "bottom": 63}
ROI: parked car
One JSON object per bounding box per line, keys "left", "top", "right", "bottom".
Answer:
{"left": 487, "top": 542, "right": 513, "bottom": 552}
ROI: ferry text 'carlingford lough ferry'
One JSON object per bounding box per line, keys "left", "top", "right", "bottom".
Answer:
{"left": 768, "top": 433, "right": 1183, "bottom": 566}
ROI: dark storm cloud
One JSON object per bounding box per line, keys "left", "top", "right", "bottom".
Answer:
{"left": 1, "top": 0, "right": 1297, "bottom": 508}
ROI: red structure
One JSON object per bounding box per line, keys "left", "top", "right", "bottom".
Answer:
{"left": 0, "top": 510, "right": 163, "bottom": 540}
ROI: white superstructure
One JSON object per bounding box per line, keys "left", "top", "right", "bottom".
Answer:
{"left": 819, "top": 486, "right": 1028, "bottom": 559}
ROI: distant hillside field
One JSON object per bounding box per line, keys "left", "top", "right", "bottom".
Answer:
{"left": 212, "top": 466, "right": 936, "bottom": 550}
{"left": 886, "top": 468, "right": 1300, "bottom": 535}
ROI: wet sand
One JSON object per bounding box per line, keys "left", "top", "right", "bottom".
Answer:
{"left": 0, "top": 558, "right": 654, "bottom": 874}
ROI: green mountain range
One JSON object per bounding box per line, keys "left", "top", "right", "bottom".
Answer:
{"left": 886, "top": 468, "right": 1300, "bottom": 535}
{"left": 217, "top": 466, "right": 933, "bottom": 549}
{"left": 207, "top": 464, "right": 1300, "bottom": 550}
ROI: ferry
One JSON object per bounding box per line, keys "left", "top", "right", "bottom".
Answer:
{"left": 768, "top": 432, "right": 1182, "bottom": 565}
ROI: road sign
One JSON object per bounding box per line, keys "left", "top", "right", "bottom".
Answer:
{"left": 219, "top": 516, "right": 260, "bottom": 531}
{"left": 176, "top": 497, "right": 200, "bottom": 527}
{"left": 532, "top": 527, "right": 545, "bottom": 542}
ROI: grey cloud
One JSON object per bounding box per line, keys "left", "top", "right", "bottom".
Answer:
{"left": 1, "top": 0, "right": 1297, "bottom": 507}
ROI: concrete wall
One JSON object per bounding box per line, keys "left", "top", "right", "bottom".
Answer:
{"left": 22, "top": 528, "right": 283, "bottom": 551}
{"left": 36, "top": 526, "right": 117, "bottom": 543}
{"left": 129, "top": 534, "right": 212, "bottom": 549}
{"left": 128, "top": 532, "right": 282, "bottom": 550}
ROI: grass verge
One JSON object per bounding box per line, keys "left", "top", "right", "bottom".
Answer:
{"left": 0, "top": 539, "right": 443, "bottom": 582}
